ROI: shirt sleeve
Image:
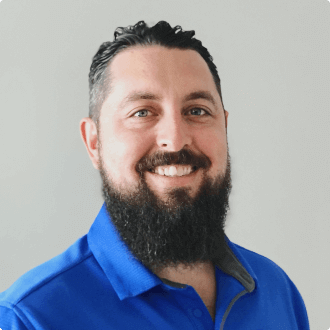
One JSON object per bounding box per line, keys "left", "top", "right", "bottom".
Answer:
{"left": 0, "top": 305, "right": 29, "bottom": 330}
{"left": 287, "top": 276, "right": 310, "bottom": 330}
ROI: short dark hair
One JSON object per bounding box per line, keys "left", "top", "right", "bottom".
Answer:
{"left": 88, "top": 20, "right": 224, "bottom": 130}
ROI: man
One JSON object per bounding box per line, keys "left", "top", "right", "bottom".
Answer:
{"left": 0, "top": 21, "right": 309, "bottom": 329}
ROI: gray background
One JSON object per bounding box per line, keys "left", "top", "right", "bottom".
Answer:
{"left": 0, "top": 0, "right": 329, "bottom": 328}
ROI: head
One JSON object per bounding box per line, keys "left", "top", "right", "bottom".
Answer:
{"left": 80, "top": 20, "right": 231, "bottom": 273}
{"left": 88, "top": 20, "right": 225, "bottom": 132}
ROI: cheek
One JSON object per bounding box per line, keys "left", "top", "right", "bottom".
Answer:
{"left": 195, "top": 131, "right": 227, "bottom": 171}
{"left": 196, "top": 128, "right": 226, "bottom": 153}
{"left": 103, "top": 131, "right": 150, "bottom": 180}
{"left": 100, "top": 116, "right": 149, "bottom": 184}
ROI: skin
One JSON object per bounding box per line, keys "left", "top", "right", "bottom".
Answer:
{"left": 80, "top": 45, "right": 229, "bottom": 322}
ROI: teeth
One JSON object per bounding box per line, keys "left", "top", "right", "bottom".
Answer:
{"left": 153, "top": 165, "right": 194, "bottom": 177}
{"left": 177, "top": 166, "right": 184, "bottom": 176}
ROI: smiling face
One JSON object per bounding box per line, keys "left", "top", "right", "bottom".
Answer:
{"left": 80, "top": 45, "right": 231, "bottom": 271}
{"left": 96, "top": 46, "right": 227, "bottom": 198}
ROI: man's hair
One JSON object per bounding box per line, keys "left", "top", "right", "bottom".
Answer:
{"left": 88, "top": 20, "right": 224, "bottom": 130}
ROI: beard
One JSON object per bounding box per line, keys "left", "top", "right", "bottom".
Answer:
{"left": 98, "top": 145, "right": 232, "bottom": 274}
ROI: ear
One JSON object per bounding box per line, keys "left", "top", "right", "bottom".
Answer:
{"left": 79, "top": 117, "right": 100, "bottom": 170}
{"left": 224, "top": 110, "right": 229, "bottom": 128}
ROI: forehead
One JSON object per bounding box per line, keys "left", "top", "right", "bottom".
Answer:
{"left": 107, "top": 45, "right": 219, "bottom": 104}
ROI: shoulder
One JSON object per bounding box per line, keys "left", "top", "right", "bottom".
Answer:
{"left": 233, "top": 243, "right": 287, "bottom": 275}
{"left": 224, "top": 240, "right": 310, "bottom": 329}
{"left": 0, "top": 235, "right": 93, "bottom": 308}
{"left": 231, "top": 241, "right": 306, "bottom": 301}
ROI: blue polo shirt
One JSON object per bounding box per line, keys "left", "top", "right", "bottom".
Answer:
{"left": 0, "top": 203, "right": 309, "bottom": 329}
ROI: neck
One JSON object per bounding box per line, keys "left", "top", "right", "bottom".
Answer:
{"left": 154, "top": 260, "right": 215, "bottom": 286}
{"left": 154, "top": 261, "right": 217, "bottom": 321}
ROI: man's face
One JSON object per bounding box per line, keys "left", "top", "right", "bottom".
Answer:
{"left": 81, "top": 45, "right": 231, "bottom": 272}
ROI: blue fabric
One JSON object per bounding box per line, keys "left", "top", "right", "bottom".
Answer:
{"left": 0, "top": 203, "right": 309, "bottom": 329}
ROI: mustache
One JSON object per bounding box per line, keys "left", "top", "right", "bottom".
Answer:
{"left": 136, "top": 148, "right": 212, "bottom": 174}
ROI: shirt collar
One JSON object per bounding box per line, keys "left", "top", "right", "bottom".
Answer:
{"left": 219, "top": 237, "right": 256, "bottom": 293}
{"left": 88, "top": 202, "right": 256, "bottom": 300}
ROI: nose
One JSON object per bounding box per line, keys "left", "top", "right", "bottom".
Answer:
{"left": 156, "top": 109, "right": 192, "bottom": 152}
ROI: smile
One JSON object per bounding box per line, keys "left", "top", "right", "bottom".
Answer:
{"left": 146, "top": 168, "right": 200, "bottom": 187}
{"left": 147, "top": 165, "right": 199, "bottom": 177}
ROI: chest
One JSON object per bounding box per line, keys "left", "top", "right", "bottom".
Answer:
{"left": 193, "top": 281, "right": 217, "bottom": 321}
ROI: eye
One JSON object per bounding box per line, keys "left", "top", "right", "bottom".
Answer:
{"left": 132, "top": 108, "right": 209, "bottom": 118}
{"left": 189, "top": 108, "right": 209, "bottom": 116}
{"left": 133, "top": 109, "right": 150, "bottom": 117}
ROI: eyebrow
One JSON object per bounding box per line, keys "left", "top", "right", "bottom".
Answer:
{"left": 119, "top": 90, "right": 217, "bottom": 109}
{"left": 183, "top": 91, "right": 217, "bottom": 107}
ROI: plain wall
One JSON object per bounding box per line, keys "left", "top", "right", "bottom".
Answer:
{"left": 0, "top": 0, "right": 329, "bottom": 328}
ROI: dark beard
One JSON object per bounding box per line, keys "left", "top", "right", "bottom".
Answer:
{"left": 98, "top": 147, "right": 232, "bottom": 274}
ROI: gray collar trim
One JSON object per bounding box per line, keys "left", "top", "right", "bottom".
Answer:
{"left": 160, "top": 241, "right": 255, "bottom": 293}
{"left": 161, "top": 278, "right": 187, "bottom": 289}
{"left": 215, "top": 241, "right": 255, "bottom": 293}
